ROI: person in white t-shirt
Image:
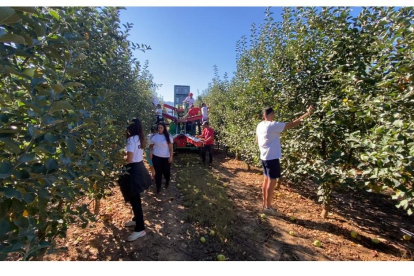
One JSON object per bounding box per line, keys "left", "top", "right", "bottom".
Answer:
{"left": 123, "top": 118, "right": 152, "bottom": 242}
{"left": 201, "top": 102, "right": 209, "bottom": 123}
{"left": 154, "top": 104, "right": 164, "bottom": 124}
{"left": 256, "top": 106, "right": 313, "bottom": 216}
{"left": 183, "top": 92, "right": 195, "bottom": 107}
{"left": 149, "top": 122, "right": 174, "bottom": 193}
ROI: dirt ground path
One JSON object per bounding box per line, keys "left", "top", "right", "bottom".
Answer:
{"left": 43, "top": 150, "right": 413, "bottom": 261}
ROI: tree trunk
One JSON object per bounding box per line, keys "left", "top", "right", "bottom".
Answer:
{"left": 235, "top": 151, "right": 240, "bottom": 160}
{"left": 320, "top": 181, "right": 333, "bottom": 219}
{"left": 321, "top": 200, "right": 331, "bottom": 219}
{"left": 94, "top": 198, "right": 100, "bottom": 216}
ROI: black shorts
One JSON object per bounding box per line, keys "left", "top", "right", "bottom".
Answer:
{"left": 261, "top": 159, "right": 281, "bottom": 179}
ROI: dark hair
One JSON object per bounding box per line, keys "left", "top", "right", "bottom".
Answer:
{"left": 126, "top": 118, "right": 146, "bottom": 148}
{"left": 263, "top": 107, "right": 274, "bottom": 116}
{"left": 157, "top": 122, "right": 171, "bottom": 144}
{"left": 150, "top": 126, "right": 156, "bottom": 133}
{"left": 202, "top": 121, "right": 209, "bottom": 126}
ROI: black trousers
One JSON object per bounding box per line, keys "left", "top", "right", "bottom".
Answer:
{"left": 201, "top": 144, "right": 213, "bottom": 164}
{"left": 152, "top": 155, "right": 171, "bottom": 191}
{"left": 130, "top": 193, "right": 145, "bottom": 232}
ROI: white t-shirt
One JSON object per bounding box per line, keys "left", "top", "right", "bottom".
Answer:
{"left": 151, "top": 133, "right": 173, "bottom": 158}
{"left": 256, "top": 121, "right": 286, "bottom": 160}
{"left": 156, "top": 108, "right": 163, "bottom": 116}
{"left": 126, "top": 135, "right": 144, "bottom": 163}
{"left": 184, "top": 97, "right": 195, "bottom": 106}
{"left": 201, "top": 106, "right": 208, "bottom": 120}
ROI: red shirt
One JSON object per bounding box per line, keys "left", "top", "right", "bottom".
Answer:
{"left": 201, "top": 127, "right": 214, "bottom": 145}
{"left": 188, "top": 107, "right": 201, "bottom": 117}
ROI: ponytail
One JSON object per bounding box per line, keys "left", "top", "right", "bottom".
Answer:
{"left": 127, "top": 118, "right": 146, "bottom": 148}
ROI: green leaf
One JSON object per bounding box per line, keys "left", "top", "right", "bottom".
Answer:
{"left": 31, "top": 78, "right": 47, "bottom": 88}
{"left": 49, "top": 9, "right": 60, "bottom": 21}
{"left": 0, "top": 137, "right": 21, "bottom": 154}
{"left": 37, "top": 187, "right": 50, "bottom": 199}
{"left": 12, "top": 198, "right": 25, "bottom": 212}
{"left": 11, "top": 169, "right": 30, "bottom": 180}
{"left": 0, "top": 187, "right": 22, "bottom": 200}
{"left": 66, "top": 68, "right": 82, "bottom": 77}
{"left": 75, "top": 41, "right": 88, "bottom": 48}
{"left": 19, "top": 154, "right": 36, "bottom": 163}
{"left": 0, "top": 7, "right": 16, "bottom": 24}
{"left": 32, "top": 146, "right": 54, "bottom": 155}
{"left": 44, "top": 133, "right": 60, "bottom": 143}
{"left": 64, "top": 82, "right": 83, "bottom": 89}
{"left": 393, "top": 120, "right": 403, "bottom": 128}
{"left": 0, "top": 161, "right": 12, "bottom": 174}
{"left": 11, "top": 7, "right": 39, "bottom": 14}
{"left": 0, "top": 113, "right": 9, "bottom": 123}
{"left": 0, "top": 218, "right": 11, "bottom": 238}
{"left": 66, "top": 138, "right": 76, "bottom": 153}
{"left": 74, "top": 53, "right": 87, "bottom": 62}
{"left": 43, "top": 116, "right": 65, "bottom": 126}
{"left": 23, "top": 193, "right": 35, "bottom": 204}
{"left": 45, "top": 159, "right": 58, "bottom": 171}
{"left": 0, "top": 33, "right": 26, "bottom": 45}
{"left": 13, "top": 216, "right": 29, "bottom": 228}
{"left": 51, "top": 83, "right": 65, "bottom": 94}
{"left": 34, "top": 23, "right": 45, "bottom": 37}
{"left": 0, "top": 13, "right": 21, "bottom": 25}
{"left": 0, "top": 162, "right": 12, "bottom": 178}
{"left": 21, "top": 101, "right": 42, "bottom": 115}
{"left": 50, "top": 101, "right": 74, "bottom": 113}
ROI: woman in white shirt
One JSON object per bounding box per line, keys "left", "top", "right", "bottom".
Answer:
{"left": 122, "top": 118, "right": 152, "bottom": 241}
{"left": 149, "top": 122, "right": 174, "bottom": 193}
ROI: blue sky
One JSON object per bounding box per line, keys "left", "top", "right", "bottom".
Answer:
{"left": 120, "top": 7, "right": 282, "bottom": 102}
{"left": 119, "top": 7, "right": 367, "bottom": 103}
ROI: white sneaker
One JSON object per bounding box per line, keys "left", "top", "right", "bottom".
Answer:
{"left": 127, "top": 230, "right": 146, "bottom": 241}
{"left": 125, "top": 221, "right": 136, "bottom": 227}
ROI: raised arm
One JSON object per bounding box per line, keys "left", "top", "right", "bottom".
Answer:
{"left": 284, "top": 106, "right": 313, "bottom": 130}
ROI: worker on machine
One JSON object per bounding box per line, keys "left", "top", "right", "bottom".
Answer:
{"left": 201, "top": 102, "right": 209, "bottom": 123}
{"left": 182, "top": 104, "right": 201, "bottom": 135}
{"left": 154, "top": 103, "right": 164, "bottom": 125}
{"left": 183, "top": 92, "right": 195, "bottom": 112}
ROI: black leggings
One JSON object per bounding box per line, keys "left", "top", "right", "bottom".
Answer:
{"left": 152, "top": 155, "right": 171, "bottom": 191}
{"left": 130, "top": 193, "right": 145, "bottom": 232}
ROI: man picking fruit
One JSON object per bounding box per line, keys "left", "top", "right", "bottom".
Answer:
{"left": 256, "top": 106, "right": 313, "bottom": 216}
